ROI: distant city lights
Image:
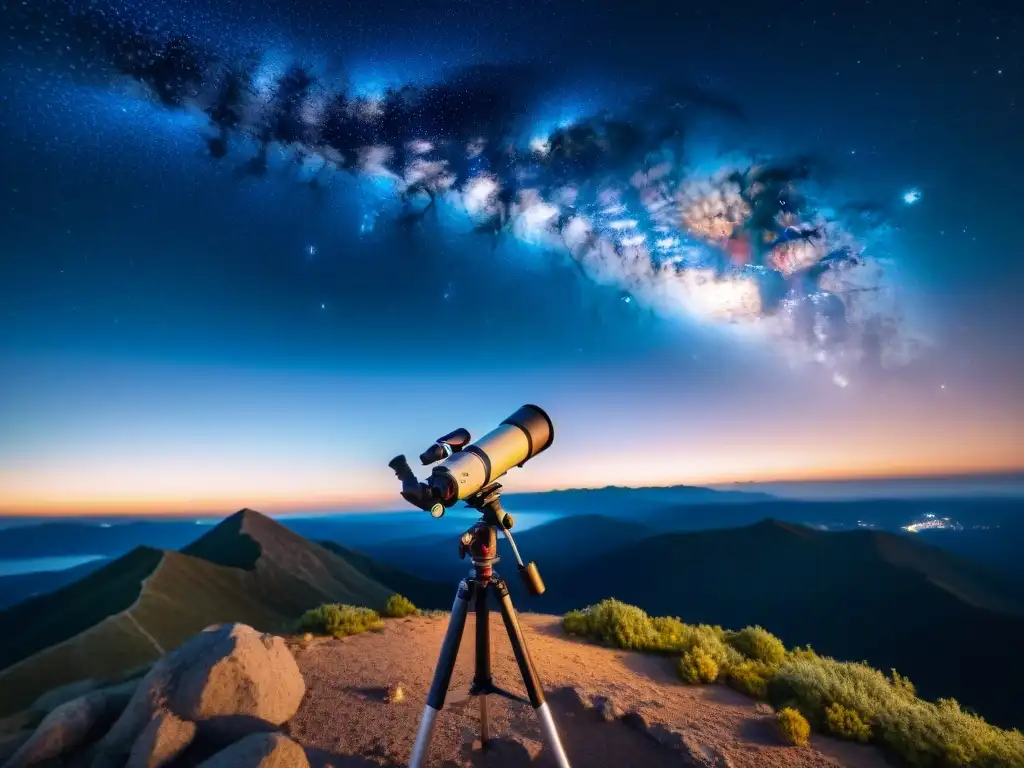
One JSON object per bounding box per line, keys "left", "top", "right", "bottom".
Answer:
{"left": 902, "top": 512, "right": 962, "bottom": 533}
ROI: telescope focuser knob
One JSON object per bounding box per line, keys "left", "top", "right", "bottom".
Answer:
{"left": 519, "top": 561, "right": 545, "bottom": 596}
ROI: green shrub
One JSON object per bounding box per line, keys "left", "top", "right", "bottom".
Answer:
{"left": 679, "top": 647, "right": 719, "bottom": 684}
{"left": 726, "top": 625, "right": 787, "bottom": 666}
{"left": 562, "top": 601, "right": 741, "bottom": 668}
{"left": 777, "top": 707, "right": 811, "bottom": 746}
{"left": 383, "top": 594, "right": 418, "bottom": 618}
{"left": 726, "top": 659, "right": 775, "bottom": 700}
{"left": 560, "top": 599, "right": 656, "bottom": 650}
{"left": 825, "top": 702, "right": 872, "bottom": 743}
{"left": 562, "top": 609, "right": 589, "bottom": 636}
{"left": 583, "top": 599, "right": 658, "bottom": 650}
{"left": 789, "top": 645, "right": 817, "bottom": 662}
{"left": 773, "top": 654, "right": 1024, "bottom": 767}
{"left": 561, "top": 600, "right": 1024, "bottom": 768}
{"left": 297, "top": 603, "right": 383, "bottom": 638}
{"left": 890, "top": 669, "right": 916, "bottom": 699}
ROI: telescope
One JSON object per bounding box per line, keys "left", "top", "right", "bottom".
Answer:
{"left": 388, "top": 404, "right": 571, "bottom": 768}
{"left": 388, "top": 404, "right": 554, "bottom": 519}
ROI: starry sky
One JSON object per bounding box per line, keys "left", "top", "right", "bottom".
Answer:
{"left": 0, "top": 0, "right": 1022, "bottom": 516}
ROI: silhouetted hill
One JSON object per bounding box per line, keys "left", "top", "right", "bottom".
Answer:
{"left": 359, "top": 514, "right": 655, "bottom": 583}
{"left": 0, "top": 557, "right": 109, "bottom": 609}
{"left": 538, "top": 519, "right": 1024, "bottom": 727}
{"left": 318, "top": 541, "right": 451, "bottom": 610}
{"left": 0, "top": 509, "right": 394, "bottom": 715}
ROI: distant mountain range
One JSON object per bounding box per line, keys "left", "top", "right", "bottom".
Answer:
{"left": 3, "top": 495, "right": 1024, "bottom": 728}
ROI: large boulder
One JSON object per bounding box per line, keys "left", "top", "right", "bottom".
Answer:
{"left": 93, "top": 624, "right": 304, "bottom": 766}
{"left": 197, "top": 733, "right": 309, "bottom": 768}
{"left": 126, "top": 710, "right": 196, "bottom": 768}
{"left": 4, "top": 682, "right": 135, "bottom": 768}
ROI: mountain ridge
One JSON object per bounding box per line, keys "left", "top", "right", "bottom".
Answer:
{"left": 0, "top": 509, "right": 396, "bottom": 716}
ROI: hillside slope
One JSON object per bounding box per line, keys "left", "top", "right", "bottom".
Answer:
{"left": 0, "top": 509, "right": 395, "bottom": 715}
{"left": 183, "top": 508, "right": 393, "bottom": 613}
{"left": 317, "top": 541, "right": 451, "bottom": 610}
{"left": 537, "top": 519, "right": 1024, "bottom": 727}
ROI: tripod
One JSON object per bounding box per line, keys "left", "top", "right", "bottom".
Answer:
{"left": 409, "top": 486, "right": 572, "bottom": 768}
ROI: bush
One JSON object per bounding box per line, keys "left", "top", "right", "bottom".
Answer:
{"left": 773, "top": 654, "right": 1024, "bottom": 767}
{"left": 679, "top": 647, "right": 719, "bottom": 684}
{"left": 726, "top": 660, "right": 775, "bottom": 700}
{"left": 562, "top": 601, "right": 741, "bottom": 670}
{"left": 582, "top": 599, "right": 659, "bottom": 650}
{"left": 297, "top": 603, "right": 383, "bottom": 638}
{"left": 789, "top": 645, "right": 818, "bottom": 662}
{"left": 562, "top": 609, "right": 590, "bottom": 637}
{"left": 825, "top": 702, "right": 872, "bottom": 743}
{"left": 562, "top": 601, "right": 1024, "bottom": 767}
{"left": 777, "top": 707, "right": 811, "bottom": 746}
{"left": 384, "top": 594, "right": 418, "bottom": 618}
{"left": 890, "top": 669, "right": 916, "bottom": 699}
{"left": 726, "top": 625, "right": 787, "bottom": 667}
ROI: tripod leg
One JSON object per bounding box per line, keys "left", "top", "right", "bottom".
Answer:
{"left": 474, "top": 582, "right": 492, "bottom": 746}
{"left": 492, "top": 579, "right": 572, "bottom": 768}
{"left": 410, "top": 580, "right": 473, "bottom": 768}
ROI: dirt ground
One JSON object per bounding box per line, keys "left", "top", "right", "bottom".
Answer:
{"left": 287, "top": 613, "right": 893, "bottom": 768}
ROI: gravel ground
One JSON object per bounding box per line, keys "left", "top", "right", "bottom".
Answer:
{"left": 287, "top": 613, "right": 892, "bottom": 768}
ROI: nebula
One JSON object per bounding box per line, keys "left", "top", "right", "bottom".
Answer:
{"left": 14, "top": 2, "right": 923, "bottom": 383}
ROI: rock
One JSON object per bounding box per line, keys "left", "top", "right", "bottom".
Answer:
{"left": 754, "top": 702, "right": 774, "bottom": 715}
{"left": 621, "top": 707, "right": 652, "bottom": 734}
{"left": 197, "top": 733, "right": 309, "bottom": 768}
{"left": 590, "top": 695, "right": 621, "bottom": 722}
{"left": 94, "top": 624, "right": 304, "bottom": 766}
{"left": 385, "top": 684, "right": 404, "bottom": 704}
{"left": 171, "top": 625, "right": 305, "bottom": 737}
{"left": 4, "top": 684, "right": 133, "bottom": 768}
{"left": 126, "top": 710, "right": 196, "bottom": 768}
{"left": 622, "top": 708, "right": 726, "bottom": 767}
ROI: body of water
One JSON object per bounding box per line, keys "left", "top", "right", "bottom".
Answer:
{"left": 0, "top": 555, "right": 107, "bottom": 577}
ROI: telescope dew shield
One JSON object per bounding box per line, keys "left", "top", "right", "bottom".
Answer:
{"left": 429, "top": 405, "right": 554, "bottom": 506}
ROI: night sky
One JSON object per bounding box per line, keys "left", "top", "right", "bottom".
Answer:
{"left": 1, "top": 0, "right": 1021, "bottom": 516}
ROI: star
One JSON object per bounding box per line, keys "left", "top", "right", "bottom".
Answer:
{"left": 902, "top": 189, "right": 922, "bottom": 205}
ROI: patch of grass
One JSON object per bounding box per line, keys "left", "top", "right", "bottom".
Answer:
{"left": 383, "top": 594, "right": 418, "bottom": 618}
{"left": 564, "top": 599, "right": 658, "bottom": 650}
{"left": 564, "top": 599, "right": 1024, "bottom": 768}
{"left": 561, "top": 600, "right": 742, "bottom": 671}
{"left": 726, "top": 659, "right": 774, "bottom": 700}
{"left": 726, "top": 625, "right": 786, "bottom": 666}
{"left": 297, "top": 603, "right": 383, "bottom": 639}
{"left": 825, "top": 702, "right": 872, "bottom": 743}
{"left": 777, "top": 707, "right": 811, "bottom": 746}
{"left": 773, "top": 655, "right": 1024, "bottom": 767}
{"left": 678, "top": 647, "right": 719, "bottom": 684}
